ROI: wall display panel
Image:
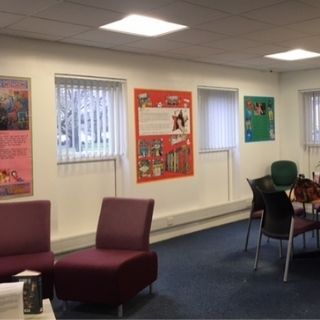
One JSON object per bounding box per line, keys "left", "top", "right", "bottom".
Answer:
{"left": 244, "top": 96, "right": 275, "bottom": 142}
{"left": 134, "top": 89, "right": 194, "bottom": 183}
{"left": 0, "top": 76, "right": 33, "bottom": 198}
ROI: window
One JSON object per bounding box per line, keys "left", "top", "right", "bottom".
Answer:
{"left": 302, "top": 90, "right": 320, "bottom": 146}
{"left": 55, "top": 75, "right": 126, "bottom": 163}
{"left": 198, "top": 87, "right": 238, "bottom": 152}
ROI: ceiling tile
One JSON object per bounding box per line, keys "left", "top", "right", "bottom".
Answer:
{"left": 239, "top": 44, "right": 291, "bottom": 55}
{"left": 184, "top": 0, "right": 285, "bottom": 14}
{"left": 60, "top": 37, "right": 117, "bottom": 49}
{"left": 0, "top": 28, "right": 62, "bottom": 41}
{"left": 197, "top": 16, "right": 272, "bottom": 36}
{"left": 281, "top": 35, "right": 320, "bottom": 51}
{"left": 123, "top": 38, "right": 188, "bottom": 51}
{"left": 205, "top": 51, "right": 260, "bottom": 62}
{"left": 146, "top": 1, "right": 228, "bottom": 26}
{"left": 0, "top": 0, "right": 57, "bottom": 15}
{"left": 286, "top": 18, "right": 320, "bottom": 36}
{"left": 300, "top": 0, "right": 320, "bottom": 9}
{"left": 1, "top": 0, "right": 320, "bottom": 72}
{"left": 71, "top": 29, "right": 142, "bottom": 45}
{"left": 110, "top": 44, "right": 164, "bottom": 55}
{"left": 168, "top": 45, "right": 224, "bottom": 57}
{"left": 0, "top": 11, "right": 24, "bottom": 28}
{"left": 205, "top": 37, "right": 263, "bottom": 50}
{"left": 162, "top": 28, "right": 227, "bottom": 44}
{"left": 244, "top": 27, "right": 309, "bottom": 43}
{"left": 67, "top": 0, "right": 176, "bottom": 14}
{"left": 34, "top": 2, "right": 122, "bottom": 27}
{"left": 8, "top": 17, "right": 91, "bottom": 37}
{"left": 242, "top": 0, "right": 320, "bottom": 26}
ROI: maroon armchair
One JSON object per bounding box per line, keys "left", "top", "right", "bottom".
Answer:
{"left": 54, "top": 197, "right": 158, "bottom": 317}
{"left": 0, "top": 200, "right": 54, "bottom": 299}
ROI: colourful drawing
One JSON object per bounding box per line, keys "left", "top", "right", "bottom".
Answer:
{"left": 244, "top": 96, "right": 275, "bottom": 142}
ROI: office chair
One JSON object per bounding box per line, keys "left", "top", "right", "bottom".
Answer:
{"left": 254, "top": 190, "right": 319, "bottom": 282}
{"left": 245, "top": 175, "right": 276, "bottom": 251}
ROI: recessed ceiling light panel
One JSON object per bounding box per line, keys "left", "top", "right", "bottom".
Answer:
{"left": 265, "top": 49, "right": 320, "bottom": 61}
{"left": 100, "top": 14, "right": 188, "bottom": 37}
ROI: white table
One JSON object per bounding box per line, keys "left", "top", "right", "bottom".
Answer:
{"left": 25, "top": 299, "right": 56, "bottom": 320}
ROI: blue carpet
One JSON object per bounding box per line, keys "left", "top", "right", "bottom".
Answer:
{"left": 53, "top": 219, "right": 320, "bottom": 319}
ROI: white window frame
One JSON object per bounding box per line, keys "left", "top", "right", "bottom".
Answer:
{"left": 55, "top": 75, "right": 126, "bottom": 163}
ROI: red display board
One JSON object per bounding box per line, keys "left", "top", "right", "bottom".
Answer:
{"left": 135, "top": 88, "right": 193, "bottom": 183}
{"left": 0, "top": 77, "right": 33, "bottom": 198}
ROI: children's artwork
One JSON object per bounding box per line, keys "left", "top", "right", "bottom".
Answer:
{"left": 135, "top": 89, "right": 193, "bottom": 183}
{"left": 244, "top": 96, "right": 275, "bottom": 142}
{"left": 0, "top": 76, "right": 33, "bottom": 198}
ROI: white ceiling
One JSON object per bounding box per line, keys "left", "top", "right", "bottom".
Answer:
{"left": 2, "top": 0, "right": 320, "bottom": 72}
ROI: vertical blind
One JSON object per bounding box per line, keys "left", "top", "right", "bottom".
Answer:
{"left": 198, "top": 87, "right": 238, "bottom": 151}
{"left": 303, "top": 90, "right": 320, "bottom": 146}
{"left": 302, "top": 91, "right": 320, "bottom": 146}
{"left": 56, "top": 76, "right": 126, "bottom": 162}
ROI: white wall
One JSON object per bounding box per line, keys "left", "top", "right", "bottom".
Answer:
{"left": 280, "top": 70, "right": 320, "bottom": 176}
{"left": 0, "top": 35, "right": 281, "bottom": 251}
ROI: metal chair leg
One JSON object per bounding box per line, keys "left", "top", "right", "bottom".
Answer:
{"left": 283, "top": 219, "right": 295, "bottom": 282}
{"left": 117, "top": 305, "right": 123, "bottom": 318}
{"left": 279, "top": 240, "right": 283, "bottom": 258}
{"left": 254, "top": 216, "right": 264, "bottom": 270}
{"left": 244, "top": 216, "right": 253, "bottom": 251}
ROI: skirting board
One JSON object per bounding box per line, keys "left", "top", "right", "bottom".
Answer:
{"left": 52, "top": 198, "right": 251, "bottom": 254}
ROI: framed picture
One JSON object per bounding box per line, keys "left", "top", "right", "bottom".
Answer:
{"left": 244, "top": 96, "right": 275, "bottom": 142}
{"left": 0, "top": 76, "right": 33, "bottom": 198}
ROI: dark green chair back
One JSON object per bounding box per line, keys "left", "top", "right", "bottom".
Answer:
{"left": 271, "top": 160, "right": 298, "bottom": 191}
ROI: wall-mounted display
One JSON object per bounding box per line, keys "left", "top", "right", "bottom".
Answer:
{"left": 0, "top": 76, "right": 33, "bottom": 198}
{"left": 134, "top": 89, "right": 193, "bottom": 183}
{"left": 244, "top": 96, "right": 275, "bottom": 142}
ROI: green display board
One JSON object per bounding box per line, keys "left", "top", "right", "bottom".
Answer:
{"left": 244, "top": 96, "right": 274, "bottom": 142}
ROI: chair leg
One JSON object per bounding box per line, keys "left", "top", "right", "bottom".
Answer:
{"left": 284, "top": 218, "right": 295, "bottom": 282}
{"left": 316, "top": 209, "right": 320, "bottom": 248}
{"left": 117, "top": 305, "right": 123, "bottom": 318}
{"left": 254, "top": 216, "right": 264, "bottom": 270}
{"left": 149, "top": 283, "right": 153, "bottom": 295}
{"left": 303, "top": 233, "right": 306, "bottom": 249}
{"left": 279, "top": 240, "right": 283, "bottom": 258}
{"left": 244, "top": 216, "right": 253, "bottom": 251}
{"left": 63, "top": 301, "right": 68, "bottom": 312}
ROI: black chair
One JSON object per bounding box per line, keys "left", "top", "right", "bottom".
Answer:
{"left": 245, "top": 175, "right": 276, "bottom": 251}
{"left": 254, "top": 190, "right": 319, "bottom": 282}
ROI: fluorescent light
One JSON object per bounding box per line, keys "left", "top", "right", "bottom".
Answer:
{"left": 265, "top": 49, "right": 320, "bottom": 61}
{"left": 99, "top": 14, "right": 188, "bottom": 37}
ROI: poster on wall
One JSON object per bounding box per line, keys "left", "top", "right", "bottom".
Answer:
{"left": 0, "top": 76, "right": 33, "bottom": 198}
{"left": 134, "top": 88, "right": 193, "bottom": 183}
{"left": 244, "top": 96, "right": 275, "bottom": 142}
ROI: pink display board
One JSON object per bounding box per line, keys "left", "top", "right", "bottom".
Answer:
{"left": 0, "top": 77, "right": 33, "bottom": 198}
